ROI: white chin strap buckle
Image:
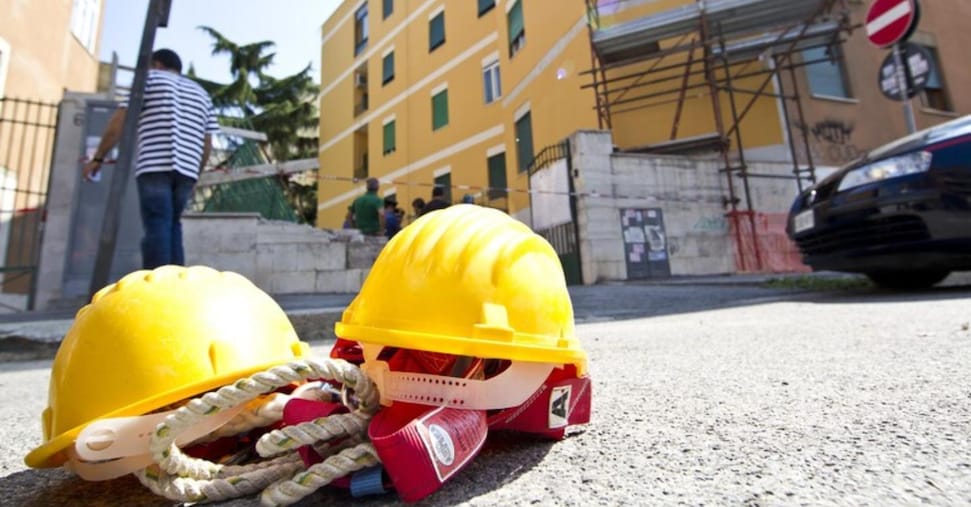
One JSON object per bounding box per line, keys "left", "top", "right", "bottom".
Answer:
{"left": 67, "top": 404, "right": 244, "bottom": 481}
{"left": 361, "top": 344, "right": 557, "bottom": 410}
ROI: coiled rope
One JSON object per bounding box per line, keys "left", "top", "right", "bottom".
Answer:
{"left": 134, "top": 357, "right": 381, "bottom": 505}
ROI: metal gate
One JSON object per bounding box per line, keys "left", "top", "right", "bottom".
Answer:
{"left": 0, "top": 97, "right": 58, "bottom": 309}
{"left": 528, "top": 140, "right": 583, "bottom": 285}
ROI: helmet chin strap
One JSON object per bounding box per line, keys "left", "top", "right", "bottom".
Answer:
{"left": 360, "top": 343, "right": 557, "bottom": 410}
{"left": 66, "top": 404, "right": 245, "bottom": 481}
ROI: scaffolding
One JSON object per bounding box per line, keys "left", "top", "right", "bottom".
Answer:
{"left": 582, "top": 0, "right": 857, "bottom": 271}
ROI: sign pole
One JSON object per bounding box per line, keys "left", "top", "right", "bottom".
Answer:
{"left": 88, "top": 0, "right": 172, "bottom": 298}
{"left": 891, "top": 42, "right": 917, "bottom": 134}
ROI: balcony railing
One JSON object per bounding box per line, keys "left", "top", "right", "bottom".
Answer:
{"left": 354, "top": 94, "right": 369, "bottom": 117}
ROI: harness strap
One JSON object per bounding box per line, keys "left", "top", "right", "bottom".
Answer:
{"left": 488, "top": 366, "right": 592, "bottom": 439}
{"left": 369, "top": 403, "right": 488, "bottom": 503}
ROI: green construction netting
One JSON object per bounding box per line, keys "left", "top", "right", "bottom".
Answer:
{"left": 192, "top": 127, "right": 301, "bottom": 223}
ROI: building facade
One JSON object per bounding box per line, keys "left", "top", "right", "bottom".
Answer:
{"left": 317, "top": 0, "right": 970, "bottom": 230}
{"left": 787, "top": 0, "right": 971, "bottom": 170}
{"left": 0, "top": 0, "right": 104, "bottom": 100}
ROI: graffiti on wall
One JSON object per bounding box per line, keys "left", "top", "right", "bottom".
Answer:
{"left": 793, "top": 118, "right": 863, "bottom": 165}
{"left": 693, "top": 214, "right": 728, "bottom": 232}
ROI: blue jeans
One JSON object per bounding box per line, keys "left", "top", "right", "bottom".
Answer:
{"left": 136, "top": 171, "right": 196, "bottom": 269}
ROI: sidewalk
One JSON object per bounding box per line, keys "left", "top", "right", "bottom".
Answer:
{"left": 0, "top": 271, "right": 894, "bottom": 362}
{"left": 0, "top": 293, "right": 357, "bottom": 362}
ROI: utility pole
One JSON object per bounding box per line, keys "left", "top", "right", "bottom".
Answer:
{"left": 89, "top": 0, "right": 172, "bottom": 298}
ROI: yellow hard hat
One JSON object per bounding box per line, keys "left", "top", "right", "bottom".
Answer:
{"left": 25, "top": 265, "right": 309, "bottom": 469}
{"left": 336, "top": 204, "right": 586, "bottom": 373}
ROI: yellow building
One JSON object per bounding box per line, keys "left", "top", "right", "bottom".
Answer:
{"left": 0, "top": 0, "right": 104, "bottom": 100}
{"left": 316, "top": 0, "right": 790, "bottom": 228}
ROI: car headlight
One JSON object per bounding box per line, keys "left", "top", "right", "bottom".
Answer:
{"left": 837, "top": 151, "right": 933, "bottom": 192}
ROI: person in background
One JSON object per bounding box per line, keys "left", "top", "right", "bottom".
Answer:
{"left": 351, "top": 178, "right": 384, "bottom": 236}
{"left": 461, "top": 193, "right": 475, "bottom": 204}
{"left": 419, "top": 185, "right": 450, "bottom": 216}
{"left": 83, "top": 48, "right": 220, "bottom": 269}
{"left": 384, "top": 196, "right": 402, "bottom": 239}
{"left": 411, "top": 197, "right": 426, "bottom": 222}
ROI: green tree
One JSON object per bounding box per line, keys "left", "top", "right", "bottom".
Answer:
{"left": 191, "top": 26, "right": 319, "bottom": 223}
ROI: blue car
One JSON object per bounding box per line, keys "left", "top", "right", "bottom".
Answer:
{"left": 787, "top": 115, "right": 971, "bottom": 289}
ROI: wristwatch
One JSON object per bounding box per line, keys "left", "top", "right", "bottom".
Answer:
{"left": 92, "top": 156, "right": 104, "bottom": 163}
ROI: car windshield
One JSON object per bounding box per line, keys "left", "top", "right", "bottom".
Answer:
{"left": 867, "top": 115, "right": 971, "bottom": 160}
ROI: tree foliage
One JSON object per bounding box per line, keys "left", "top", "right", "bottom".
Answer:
{"left": 191, "top": 26, "right": 319, "bottom": 224}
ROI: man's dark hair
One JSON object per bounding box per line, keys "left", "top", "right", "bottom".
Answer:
{"left": 431, "top": 186, "right": 445, "bottom": 198}
{"left": 152, "top": 49, "right": 183, "bottom": 73}
{"left": 366, "top": 177, "right": 379, "bottom": 191}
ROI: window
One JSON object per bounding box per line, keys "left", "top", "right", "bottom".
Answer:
{"left": 429, "top": 11, "right": 446, "bottom": 52}
{"left": 918, "top": 45, "right": 952, "bottom": 112}
{"left": 383, "top": 0, "right": 393, "bottom": 19}
{"left": 432, "top": 89, "right": 449, "bottom": 130}
{"left": 478, "top": 0, "right": 496, "bottom": 16}
{"left": 487, "top": 152, "right": 508, "bottom": 199}
{"left": 382, "top": 51, "right": 395, "bottom": 85}
{"left": 507, "top": 0, "right": 526, "bottom": 58}
{"left": 803, "top": 45, "right": 851, "bottom": 99}
{"left": 354, "top": 4, "right": 369, "bottom": 56}
{"left": 483, "top": 61, "right": 501, "bottom": 104}
{"left": 434, "top": 173, "right": 452, "bottom": 203}
{"left": 514, "top": 112, "right": 534, "bottom": 173}
{"left": 383, "top": 120, "right": 396, "bottom": 155}
{"left": 70, "top": 0, "right": 101, "bottom": 54}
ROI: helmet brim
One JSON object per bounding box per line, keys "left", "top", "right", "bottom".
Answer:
{"left": 24, "top": 354, "right": 306, "bottom": 469}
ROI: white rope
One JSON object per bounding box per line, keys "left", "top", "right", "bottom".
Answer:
{"left": 261, "top": 443, "right": 381, "bottom": 507}
{"left": 209, "top": 381, "right": 340, "bottom": 439}
{"left": 256, "top": 412, "right": 370, "bottom": 457}
{"left": 134, "top": 358, "right": 380, "bottom": 504}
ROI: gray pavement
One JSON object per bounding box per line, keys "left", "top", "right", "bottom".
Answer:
{"left": 1, "top": 274, "right": 970, "bottom": 505}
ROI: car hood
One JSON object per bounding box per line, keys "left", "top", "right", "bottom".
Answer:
{"left": 815, "top": 114, "right": 971, "bottom": 187}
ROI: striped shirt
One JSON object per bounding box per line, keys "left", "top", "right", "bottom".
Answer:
{"left": 122, "top": 70, "right": 220, "bottom": 179}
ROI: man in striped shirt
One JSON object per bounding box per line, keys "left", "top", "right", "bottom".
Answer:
{"left": 83, "top": 49, "right": 220, "bottom": 269}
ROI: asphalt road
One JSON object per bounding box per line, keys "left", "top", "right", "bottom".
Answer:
{"left": 1, "top": 280, "right": 969, "bottom": 506}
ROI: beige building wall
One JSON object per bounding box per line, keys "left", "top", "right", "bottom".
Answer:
{"left": 0, "top": 0, "right": 104, "bottom": 101}
{"left": 784, "top": 0, "right": 971, "bottom": 170}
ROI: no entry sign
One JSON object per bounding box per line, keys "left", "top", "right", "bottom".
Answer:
{"left": 865, "top": 0, "right": 919, "bottom": 48}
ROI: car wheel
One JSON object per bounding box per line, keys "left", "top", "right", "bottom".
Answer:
{"left": 865, "top": 270, "right": 951, "bottom": 290}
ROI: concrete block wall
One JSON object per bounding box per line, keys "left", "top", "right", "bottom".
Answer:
{"left": 184, "top": 213, "right": 384, "bottom": 294}
{"left": 569, "top": 131, "right": 799, "bottom": 282}
{"left": 569, "top": 130, "right": 619, "bottom": 284}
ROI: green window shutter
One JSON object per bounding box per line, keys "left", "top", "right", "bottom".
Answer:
{"left": 383, "top": 0, "right": 393, "bottom": 19}
{"left": 478, "top": 0, "right": 495, "bottom": 16}
{"left": 515, "top": 112, "right": 534, "bottom": 172}
{"left": 383, "top": 121, "right": 396, "bottom": 154}
{"left": 487, "top": 153, "right": 508, "bottom": 199}
{"left": 429, "top": 12, "right": 445, "bottom": 51}
{"left": 507, "top": 1, "right": 524, "bottom": 45}
{"left": 382, "top": 52, "right": 395, "bottom": 85}
{"left": 432, "top": 90, "right": 449, "bottom": 130}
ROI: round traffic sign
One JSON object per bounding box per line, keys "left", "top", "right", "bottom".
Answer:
{"left": 865, "top": 0, "right": 919, "bottom": 48}
{"left": 878, "top": 42, "right": 932, "bottom": 101}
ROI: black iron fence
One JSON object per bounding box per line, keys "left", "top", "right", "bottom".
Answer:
{"left": 0, "top": 97, "right": 59, "bottom": 308}
{"left": 527, "top": 140, "right": 570, "bottom": 175}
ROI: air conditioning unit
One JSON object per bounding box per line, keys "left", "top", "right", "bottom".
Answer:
{"left": 355, "top": 74, "right": 367, "bottom": 88}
